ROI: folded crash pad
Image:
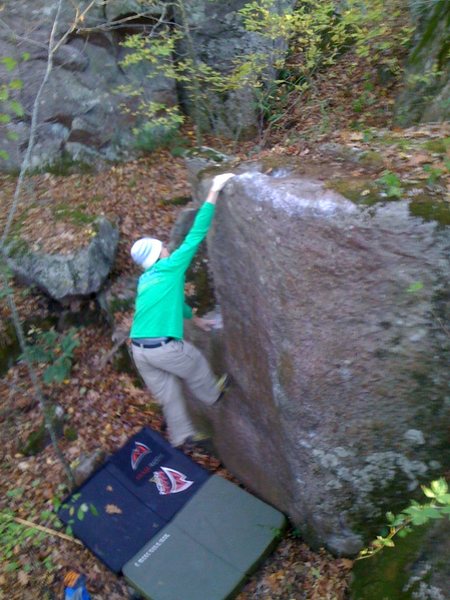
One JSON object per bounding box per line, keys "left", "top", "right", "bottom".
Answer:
{"left": 123, "top": 523, "right": 245, "bottom": 600}
{"left": 59, "top": 427, "right": 287, "bottom": 599}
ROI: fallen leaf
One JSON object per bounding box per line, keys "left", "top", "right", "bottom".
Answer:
{"left": 340, "top": 558, "right": 354, "bottom": 570}
{"left": 105, "top": 504, "right": 122, "bottom": 514}
{"left": 407, "top": 153, "right": 432, "bottom": 166}
{"left": 18, "top": 570, "right": 29, "bottom": 586}
{"left": 349, "top": 132, "right": 364, "bottom": 141}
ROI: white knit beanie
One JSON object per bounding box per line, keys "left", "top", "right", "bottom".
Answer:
{"left": 130, "top": 237, "right": 163, "bottom": 270}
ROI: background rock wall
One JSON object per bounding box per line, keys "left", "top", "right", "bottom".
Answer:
{"left": 0, "top": 0, "right": 176, "bottom": 171}
{"left": 0, "top": 0, "right": 295, "bottom": 170}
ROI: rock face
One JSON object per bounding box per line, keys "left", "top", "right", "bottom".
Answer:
{"left": 202, "top": 170, "right": 449, "bottom": 555}
{"left": 0, "top": 0, "right": 297, "bottom": 169}
{"left": 0, "top": 0, "right": 176, "bottom": 171}
{"left": 173, "top": 0, "right": 296, "bottom": 137}
{"left": 5, "top": 217, "right": 119, "bottom": 302}
{"left": 395, "top": 0, "right": 450, "bottom": 124}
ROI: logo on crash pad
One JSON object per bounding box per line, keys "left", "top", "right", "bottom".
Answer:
{"left": 151, "top": 467, "right": 193, "bottom": 495}
{"left": 131, "top": 442, "right": 151, "bottom": 471}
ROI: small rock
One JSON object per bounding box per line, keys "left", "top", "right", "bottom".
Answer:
{"left": 404, "top": 429, "right": 426, "bottom": 446}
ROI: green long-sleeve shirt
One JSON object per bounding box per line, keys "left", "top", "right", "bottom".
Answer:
{"left": 130, "top": 201, "right": 215, "bottom": 340}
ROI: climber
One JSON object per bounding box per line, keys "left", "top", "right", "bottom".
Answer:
{"left": 129, "top": 173, "right": 235, "bottom": 450}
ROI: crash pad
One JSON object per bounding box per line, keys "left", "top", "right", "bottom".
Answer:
{"left": 58, "top": 427, "right": 209, "bottom": 572}
{"left": 123, "top": 474, "right": 287, "bottom": 600}
{"left": 106, "top": 427, "right": 210, "bottom": 519}
{"left": 58, "top": 467, "right": 167, "bottom": 573}
{"left": 59, "top": 427, "right": 287, "bottom": 599}
{"left": 170, "top": 474, "right": 286, "bottom": 572}
{"left": 123, "top": 523, "right": 245, "bottom": 600}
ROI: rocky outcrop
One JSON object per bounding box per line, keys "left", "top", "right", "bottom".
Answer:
{"left": 0, "top": 0, "right": 298, "bottom": 170}
{"left": 189, "top": 166, "right": 449, "bottom": 556}
{"left": 173, "top": 0, "right": 296, "bottom": 138}
{"left": 5, "top": 217, "right": 119, "bottom": 303}
{"left": 395, "top": 0, "right": 450, "bottom": 124}
{"left": 0, "top": 0, "right": 177, "bottom": 171}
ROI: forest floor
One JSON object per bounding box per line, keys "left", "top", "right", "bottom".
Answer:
{"left": 0, "top": 54, "right": 449, "bottom": 600}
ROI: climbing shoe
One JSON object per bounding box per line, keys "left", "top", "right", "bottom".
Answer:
{"left": 179, "top": 434, "right": 213, "bottom": 455}
{"left": 216, "top": 373, "right": 231, "bottom": 401}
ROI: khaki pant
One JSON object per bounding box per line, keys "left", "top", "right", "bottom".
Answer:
{"left": 132, "top": 340, "right": 219, "bottom": 446}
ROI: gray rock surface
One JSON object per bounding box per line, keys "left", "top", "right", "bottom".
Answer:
{"left": 0, "top": 0, "right": 299, "bottom": 169}
{"left": 5, "top": 217, "right": 119, "bottom": 303}
{"left": 195, "top": 168, "right": 450, "bottom": 555}
{"left": 173, "top": 0, "right": 297, "bottom": 137}
{"left": 395, "top": 0, "right": 450, "bottom": 124}
{"left": 0, "top": 0, "right": 177, "bottom": 171}
{"left": 184, "top": 146, "right": 236, "bottom": 196}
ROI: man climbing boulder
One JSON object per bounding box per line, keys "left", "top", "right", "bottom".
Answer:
{"left": 129, "top": 173, "right": 235, "bottom": 449}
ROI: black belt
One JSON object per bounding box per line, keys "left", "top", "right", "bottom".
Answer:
{"left": 132, "top": 338, "right": 173, "bottom": 349}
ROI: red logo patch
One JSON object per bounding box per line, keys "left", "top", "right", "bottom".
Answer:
{"left": 151, "top": 467, "right": 194, "bottom": 495}
{"left": 131, "top": 442, "right": 150, "bottom": 471}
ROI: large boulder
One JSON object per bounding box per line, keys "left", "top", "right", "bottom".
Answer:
{"left": 5, "top": 217, "right": 119, "bottom": 303}
{"left": 197, "top": 168, "right": 449, "bottom": 556}
{"left": 0, "top": 0, "right": 177, "bottom": 171}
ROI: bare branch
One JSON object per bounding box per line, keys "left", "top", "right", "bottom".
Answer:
{"left": 13, "top": 516, "right": 83, "bottom": 545}
{"left": 75, "top": 5, "right": 170, "bottom": 35}
{"left": 0, "top": 19, "right": 48, "bottom": 50}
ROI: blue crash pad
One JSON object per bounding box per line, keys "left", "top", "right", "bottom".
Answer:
{"left": 58, "top": 427, "right": 209, "bottom": 572}
{"left": 58, "top": 467, "right": 167, "bottom": 573}
{"left": 106, "top": 427, "right": 209, "bottom": 519}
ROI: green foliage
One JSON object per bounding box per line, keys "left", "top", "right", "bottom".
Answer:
{"left": 1, "top": 488, "right": 97, "bottom": 575}
{"left": 53, "top": 494, "right": 99, "bottom": 535}
{"left": 243, "top": 0, "right": 412, "bottom": 130}
{"left": 132, "top": 121, "right": 188, "bottom": 154}
{"left": 53, "top": 205, "right": 96, "bottom": 226}
{"left": 357, "top": 478, "right": 450, "bottom": 560}
{"left": 422, "top": 137, "right": 450, "bottom": 154}
{"left": 1, "top": 491, "right": 60, "bottom": 574}
{"left": 117, "top": 0, "right": 415, "bottom": 140}
{"left": 21, "top": 327, "right": 79, "bottom": 384}
{"left": 0, "top": 52, "right": 29, "bottom": 161}
{"left": 406, "top": 281, "right": 424, "bottom": 293}
{"left": 375, "top": 170, "right": 403, "bottom": 198}
{"left": 118, "top": 15, "right": 230, "bottom": 138}
{"left": 422, "top": 163, "right": 447, "bottom": 185}
{"left": 342, "top": 0, "right": 413, "bottom": 71}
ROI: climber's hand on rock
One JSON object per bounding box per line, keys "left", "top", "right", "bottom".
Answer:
{"left": 211, "top": 173, "right": 235, "bottom": 192}
{"left": 192, "top": 315, "right": 215, "bottom": 331}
